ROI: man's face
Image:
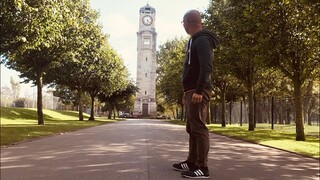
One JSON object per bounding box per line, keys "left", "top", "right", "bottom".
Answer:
{"left": 182, "top": 15, "right": 190, "bottom": 35}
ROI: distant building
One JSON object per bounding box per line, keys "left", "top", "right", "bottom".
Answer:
{"left": 133, "top": 4, "right": 157, "bottom": 118}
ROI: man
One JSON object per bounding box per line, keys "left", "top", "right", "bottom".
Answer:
{"left": 172, "top": 10, "right": 219, "bottom": 179}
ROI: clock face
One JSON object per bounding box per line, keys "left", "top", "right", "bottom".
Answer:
{"left": 142, "top": 15, "right": 153, "bottom": 26}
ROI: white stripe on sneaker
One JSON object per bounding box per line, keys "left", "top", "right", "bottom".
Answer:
{"left": 197, "top": 170, "right": 203, "bottom": 176}
{"left": 197, "top": 170, "right": 204, "bottom": 176}
{"left": 194, "top": 171, "right": 200, "bottom": 176}
{"left": 181, "top": 163, "right": 189, "bottom": 170}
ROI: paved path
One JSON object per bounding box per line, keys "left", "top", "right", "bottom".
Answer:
{"left": 1, "top": 119, "right": 319, "bottom": 180}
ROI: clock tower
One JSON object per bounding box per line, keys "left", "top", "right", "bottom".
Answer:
{"left": 133, "top": 4, "right": 157, "bottom": 118}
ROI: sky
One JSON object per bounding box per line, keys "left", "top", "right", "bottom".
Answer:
{"left": 1, "top": 0, "right": 210, "bottom": 96}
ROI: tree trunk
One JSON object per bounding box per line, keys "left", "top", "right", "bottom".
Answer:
{"left": 78, "top": 89, "right": 84, "bottom": 121}
{"left": 308, "top": 95, "right": 316, "bottom": 126}
{"left": 239, "top": 100, "right": 242, "bottom": 126}
{"left": 181, "top": 104, "right": 184, "bottom": 121}
{"left": 89, "top": 95, "right": 95, "bottom": 121}
{"left": 229, "top": 101, "right": 232, "bottom": 125}
{"left": 37, "top": 72, "right": 44, "bottom": 125}
{"left": 294, "top": 80, "right": 305, "bottom": 141}
{"left": 207, "top": 102, "right": 211, "bottom": 124}
{"left": 248, "top": 82, "right": 255, "bottom": 131}
{"left": 305, "top": 81, "right": 314, "bottom": 126}
{"left": 171, "top": 109, "right": 175, "bottom": 119}
{"left": 271, "top": 97, "right": 274, "bottom": 129}
{"left": 285, "top": 104, "right": 291, "bottom": 124}
{"left": 221, "top": 89, "right": 226, "bottom": 127}
{"left": 253, "top": 94, "right": 256, "bottom": 127}
{"left": 108, "top": 107, "right": 112, "bottom": 119}
{"left": 214, "top": 104, "right": 217, "bottom": 123}
{"left": 176, "top": 107, "right": 179, "bottom": 119}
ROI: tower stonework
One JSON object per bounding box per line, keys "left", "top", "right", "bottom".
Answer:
{"left": 133, "top": 4, "right": 157, "bottom": 118}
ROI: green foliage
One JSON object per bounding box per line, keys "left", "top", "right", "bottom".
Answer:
{"left": 0, "top": 0, "right": 33, "bottom": 55}
{"left": 202, "top": 0, "right": 320, "bottom": 139}
{"left": 260, "top": 0, "right": 320, "bottom": 141}
{"left": 13, "top": 98, "right": 26, "bottom": 107}
{"left": 53, "top": 85, "right": 77, "bottom": 106}
{"left": 262, "top": 0, "right": 320, "bottom": 82}
{"left": 1, "top": 0, "right": 79, "bottom": 125}
{"left": 157, "top": 37, "right": 187, "bottom": 106}
{"left": 98, "top": 82, "right": 138, "bottom": 119}
{"left": 156, "top": 37, "right": 188, "bottom": 119}
{"left": 1, "top": 0, "right": 131, "bottom": 122}
{"left": 204, "top": 0, "right": 269, "bottom": 131}
{"left": 84, "top": 45, "right": 130, "bottom": 120}
{"left": 3, "top": 0, "right": 69, "bottom": 79}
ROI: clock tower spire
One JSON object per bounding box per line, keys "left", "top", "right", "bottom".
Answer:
{"left": 133, "top": 4, "right": 157, "bottom": 118}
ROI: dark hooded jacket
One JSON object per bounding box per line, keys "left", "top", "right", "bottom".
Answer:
{"left": 182, "top": 29, "right": 219, "bottom": 94}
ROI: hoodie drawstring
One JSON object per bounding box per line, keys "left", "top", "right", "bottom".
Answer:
{"left": 188, "top": 38, "right": 192, "bottom": 65}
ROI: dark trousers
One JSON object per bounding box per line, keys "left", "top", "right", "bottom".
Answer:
{"left": 185, "top": 89, "right": 211, "bottom": 167}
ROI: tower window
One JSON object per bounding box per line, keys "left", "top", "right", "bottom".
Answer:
{"left": 145, "top": 73, "right": 147, "bottom": 77}
{"left": 144, "top": 38, "right": 150, "bottom": 45}
{"left": 146, "top": 57, "right": 148, "bottom": 61}
{"left": 145, "top": 91, "right": 147, "bottom": 95}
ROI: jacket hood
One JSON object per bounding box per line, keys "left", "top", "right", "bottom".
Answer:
{"left": 192, "top": 29, "right": 219, "bottom": 49}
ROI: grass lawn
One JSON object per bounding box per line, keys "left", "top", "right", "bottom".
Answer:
{"left": 168, "top": 120, "right": 320, "bottom": 159}
{"left": 1, "top": 107, "right": 119, "bottom": 146}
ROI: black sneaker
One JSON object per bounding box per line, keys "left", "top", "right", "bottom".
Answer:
{"left": 181, "top": 167, "right": 210, "bottom": 179}
{"left": 172, "top": 160, "right": 196, "bottom": 172}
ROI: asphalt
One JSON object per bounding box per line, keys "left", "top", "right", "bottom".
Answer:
{"left": 1, "top": 119, "right": 319, "bottom": 180}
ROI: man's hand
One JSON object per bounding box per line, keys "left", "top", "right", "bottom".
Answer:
{"left": 192, "top": 93, "right": 203, "bottom": 104}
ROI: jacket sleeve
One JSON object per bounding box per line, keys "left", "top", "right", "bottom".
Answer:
{"left": 195, "top": 36, "right": 212, "bottom": 95}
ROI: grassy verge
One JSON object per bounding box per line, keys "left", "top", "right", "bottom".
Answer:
{"left": 167, "top": 120, "right": 320, "bottom": 159}
{"left": 1, "top": 107, "right": 119, "bottom": 146}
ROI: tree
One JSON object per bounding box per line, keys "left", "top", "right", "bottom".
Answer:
{"left": 204, "top": 0, "right": 319, "bottom": 139}
{"left": 157, "top": 37, "right": 187, "bottom": 120}
{"left": 99, "top": 82, "right": 138, "bottom": 119}
{"left": 205, "top": 0, "right": 269, "bottom": 131}
{"left": 85, "top": 46, "right": 129, "bottom": 121}
{"left": 1, "top": 0, "right": 72, "bottom": 124}
{"left": 53, "top": 85, "right": 77, "bottom": 108}
{"left": 45, "top": 0, "right": 112, "bottom": 121}
{"left": 204, "top": 1, "right": 243, "bottom": 126}
{"left": 261, "top": 0, "right": 320, "bottom": 140}
{"left": 114, "top": 83, "right": 139, "bottom": 114}
{"left": 13, "top": 98, "right": 26, "bottom": 107}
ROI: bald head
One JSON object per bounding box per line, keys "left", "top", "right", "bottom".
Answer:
{"left": 182, "top": 10, "right": 202, "bottom": 36}
{"left": 184, "top": 10, "right": 202, "bottom": 26}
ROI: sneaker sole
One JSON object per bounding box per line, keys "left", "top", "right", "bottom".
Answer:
{"left": 182, "top": 174, "right": 210, "bottom": 179}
